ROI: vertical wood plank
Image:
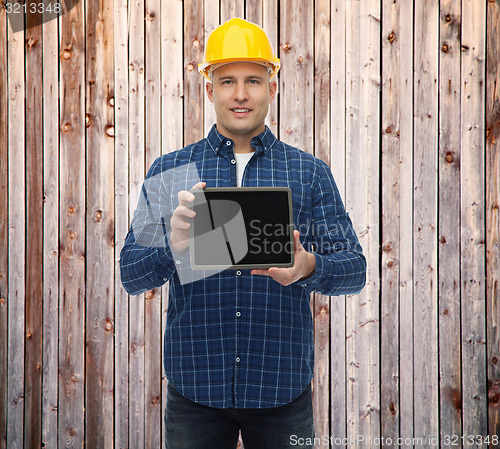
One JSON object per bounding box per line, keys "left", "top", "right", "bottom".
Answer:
{"left": 413, "top": 0, "right": 439, "bottom": 443}
{"left": 145, "top": 0, "right": 162, "bottom": 445}
{"left": 220, "top": 0, "right": 243, "bottom": 22}
{"left": 7, "top": 11, "right": 25, "bottom": 449}
{"left": 345, "top": 0, "right": 380, "bottom": 445}
{"left": 313, "top": 0, "right": 330, "bottom": 446}
{"left": 438, "top": 0, "right": 463, "bottom": 445}
{"left": 279, "top": 0, "right": 313, "bottom": 152}
{"left": 59, "top": 0, "right": 86, "bottom": 446}
{"left": 245, "top": 0, "right": 262, "bottom": 25}
{"left": 85, "top": 0, "right": 115, "bottom": 446}
{"left": 398, "top": 1, "right": 414, "bottom": 446}
{"left": 381, "top": 0, "right": 401, "bottom": 445}
{"left": 184, "top": 0, "right": 204, "bottom": 144}
{"left": 25, "top": 9, "right": 43, "bottom": 449}
{"left": 329, "top": 3, "right": 347, "bottom": 442}
{"left": 161, "top": 3, "right": 184, "bottom": 445}
{"left": 486, "top": 0, "right": 500, "bottom": 438}
{"left": 262, "top": 0, "right": 279, "bottom": 137}
{"left": 129, "top": 0, "right": 146, "bottom": 445}
{"left": 114, "top": 0, "right": 130, "bottom": 445}
{"left": 460, "top": 1, "right": 488, "bottom": 445}
{"left": 42, "top": 8, "right": 60, "bottom": 449}
{"left": 203, "top": 0, "right": 219, "bottom": 136}
{"left": 0, "top": 3, "right": 8, "bottom": 448}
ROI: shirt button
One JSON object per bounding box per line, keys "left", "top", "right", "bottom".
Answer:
{"left": 236, "top": 357, "right": 240, "bottom": 363}
{"left": 163, "top": 278, "right": 168, "bottom": 281}
{"left": 231, "top": 159, "right": 236, "bottom": 164}
{"left": 175, "top": 260, "right": 181, "bottom": 265}
{"left": 236, "top": 311, "right": 241, "bottom": 317}
{"left": 302, "top": 284, "right": 307, "bottom": 288}
{"left": 226, "top": 141, "right": 231, "bottom": 146}
{"left": 236, "top": 270, "right": 242, "bottom": 276}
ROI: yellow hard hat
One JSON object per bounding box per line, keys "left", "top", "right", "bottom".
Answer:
{"left": 198, "top": 18, "right": 280, "bottom": 81}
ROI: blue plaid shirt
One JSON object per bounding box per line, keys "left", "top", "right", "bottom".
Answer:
{"left": 120, "top": 125, "right": 366, "bottom": 409}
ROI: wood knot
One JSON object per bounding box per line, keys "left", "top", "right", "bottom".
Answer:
{"left": 445, "top": 151, "right": 454, "bottom": 163}
{"left": 386, "top": 260, "right": 394, "bottom": 269}
{"left": 67, "top": 206, "right": 76, "bottom": 215}
{"left": 62, "top": 48, "right": 72, "bottom": 60}
{"left": 108, "top": 96, "right": 115, "bottom": 107}
{"left": 105, "top": 124, "right": 115, "bottom": 137}
{"left": 440, "top": 236, "right": 447, "bottom": 244}
{"left": 319, "top": 307, "right": 328, "bottom": 316}
{"left": 186, "top": 63, "right": 194, "bottom": 71}
{"left": 387, "top": 31, "right": 396, "bottom": 43}
{"left": 104, "top": 318, "right": 114, "bottom": 333}
{"left": 130, "top": 343, "right": 137, "bottom": 354}
{"left": 385, "top": 126, "right": 392, "bottom": 134}
{"left": 192, "top": 38, "right": 200, "bottom": 48}
{"left": 68, "top": 231, "right": 76, "bottom": 240}
{"left": 461, "top": 45, "right": 470, "bottom": 52}
{"left": 129, "top": 63, "right": 135, "bottom": 71}
{"left": 146, "top": 11, "right": 155, "bottom": 21}
{"left": 389, "top": 401, "right": 396, "bottom": 415}
{"left": 382, "top": 242, "right": 393, "bottom": 252}
{"left": 151, "top": 396, "right": 160, "bottom": 405}
{"left": 26, "top": 37, "right": 38, "bottom": 48}
{"left": 85, "top": 113, "right": 92, "bottom": 128}
{"left": 297, "top": 55, "right": 304, "bottom": 63}
{"left": 62, "top": 122, "right": 72, "bottom": 133}
{"left": 26, "top": 330, "right": 33, "bottom": 339}
{"left": 441, "top": 43, "right": 449, "bottom": 53}
{"left": 0, "top": 298, "right": 5, "bottom": 306}
{"left": 444, "top": 14, "right": 452, "bottom": 23}
{"left": 442, "top": 309, "right": 450, "bottom": 316}
{"left": 281, "top": 43, "right": 292, "bottom": 52}
{"left": 94, "top": 210, "right": 103, "bottom": 222}
{"left": 71, "top": 375, "right": 78, "bottom": 383}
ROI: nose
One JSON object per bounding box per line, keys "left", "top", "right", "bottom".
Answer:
{"left": 233, "top": 82, "right": 248, "bottom": 102}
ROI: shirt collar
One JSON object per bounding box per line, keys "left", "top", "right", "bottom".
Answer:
{"left": 206, "top": 124, "right": 277, "bottom": 155}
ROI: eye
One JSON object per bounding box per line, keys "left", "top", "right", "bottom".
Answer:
{"left": 248, "top": 79, "right": 260, "bottom": 84}
{"left": 221, "top": 80, "right": 233, "bottom": 85}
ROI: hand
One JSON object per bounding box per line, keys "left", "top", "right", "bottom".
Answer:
{"left": 169, "top": 181, "right": 206, "bottom": 255}
{"left": 251, "top": 230, "right": 316, "bottom": 286}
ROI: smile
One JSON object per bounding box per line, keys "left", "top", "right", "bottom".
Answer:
{"left": 231, "top": 108, "right": 251, "bottom": 113}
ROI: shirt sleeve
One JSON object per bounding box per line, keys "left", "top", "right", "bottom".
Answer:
{"left": 297, "top": 159, "right": 367, "bottom": 296}
{"left": 119, "top": 157, "right": 189, "bottom": 295}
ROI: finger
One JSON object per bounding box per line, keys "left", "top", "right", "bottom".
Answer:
{"left": 251, "top": 269, "right": 270, "bottom": 276}
{"left": 176, "top": 204, "right": 196, "bottom": 219}
{"left": 293, "top": 230, "right": 303, "bottom": 253}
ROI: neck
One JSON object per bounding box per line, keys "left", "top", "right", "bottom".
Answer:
{"left": 216, "top": 123, "right": 265, "bottom": 154}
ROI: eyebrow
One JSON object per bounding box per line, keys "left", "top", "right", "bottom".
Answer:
{"left": 217, "top": 75, "right": 266, "bottom": 81}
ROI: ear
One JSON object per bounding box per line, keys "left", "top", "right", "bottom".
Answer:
{"left": 269, "top": 80, "right": 277, "bottom": 103}
{"left": 206, "top": 82, "right": 214, "bottom": 103}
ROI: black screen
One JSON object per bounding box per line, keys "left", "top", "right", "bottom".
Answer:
{"left": 191, "top": 188, "right": 293, "bottom": 268}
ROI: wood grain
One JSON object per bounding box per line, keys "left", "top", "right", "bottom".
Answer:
{"left": 381, "top": 0, "right": 401, "bottom": 445}
{"left": 7, "top": 11, "right": 25, "bottom": 449}
{"left": 486, "top": 0, "right": 500, "bottom": 439}
{"left": 413, "top": 0, "right": 439, "bottom": 443}
{"left": 42, "top": 8, "right": 60, "bottom": 449}
{"left": 438, "top": 0, "right": 463, "bottom": 446}
{"left": 24, "top": 8, "right": 43, "bottom": 449}
{"left": 85, "top": 0, "right": 115, "bottom": 446}
{"left": 0, "top": 2, "right": 8, "bottom": 447}
{"left": 460, "top": 1, "right": 488, "bottom": 445}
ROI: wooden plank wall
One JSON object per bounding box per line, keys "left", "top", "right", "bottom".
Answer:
{"left": 0, "top": 1, "right": 499, "bottom": 448}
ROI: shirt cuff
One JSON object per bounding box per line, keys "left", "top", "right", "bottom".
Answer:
{"left": 153, "top": 232, "right": 191, "bottom": 283}
{"left": 296, "top": 252, "right": 328, "bottom": 292}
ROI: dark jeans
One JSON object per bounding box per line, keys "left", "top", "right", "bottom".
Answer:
{"left": 164, "top": 382, "right": 314, "bottom": 449}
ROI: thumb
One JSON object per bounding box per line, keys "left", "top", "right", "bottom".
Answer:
{"left": 293, "top": 230, "right": 302, "bottom": 253}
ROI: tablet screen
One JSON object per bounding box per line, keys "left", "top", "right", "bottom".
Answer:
{"left": 189, "top": 187, "right": 294, "bottom": 270}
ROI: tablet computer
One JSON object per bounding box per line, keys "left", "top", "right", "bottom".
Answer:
{"left": 189, "top": 187, "right": 294, "bottom": 270}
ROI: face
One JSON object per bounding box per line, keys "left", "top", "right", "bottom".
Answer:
{"left": 206, "top": 62, "right": 277, "bottom": 142}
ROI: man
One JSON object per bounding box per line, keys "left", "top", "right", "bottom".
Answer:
{"left": 120, "top": 18, "right": 366, "bottom": 449}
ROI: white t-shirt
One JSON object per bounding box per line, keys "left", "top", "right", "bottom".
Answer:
{"left": 234, "top": 152, "right": 254, "bottom": 187}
